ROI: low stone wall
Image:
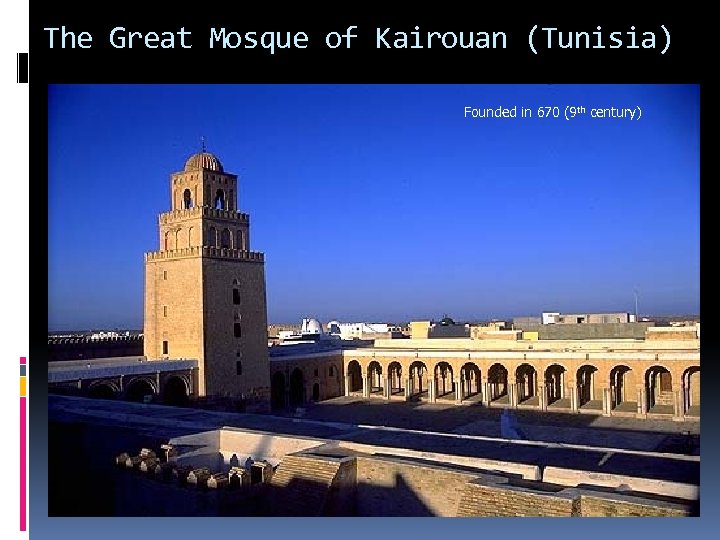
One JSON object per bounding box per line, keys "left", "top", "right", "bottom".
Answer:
{"left": 218, "top": 428, "right": 325, "bottom": 464}
{"left": 351, "top": 457, "right": 693, "bottom": 517}
{"left": 579, "top": 493, "right": 691, "bottom": 517}
{"left": 646, "top": 327, "right": 699, "bottom": 340}
{"left": 356, "top": 457, "right": 476, "bottom": 516}
{"left": 520, "top": 323, "right": 654, "bottom": 340}
{"left": 457, "top": 478, "right": 575, "bottom": 517}
{"left": 543, "top": 466, "right": 698, "bottom": 500}
{"left": 140, "top": 428, "right": 698, "bottom": 517}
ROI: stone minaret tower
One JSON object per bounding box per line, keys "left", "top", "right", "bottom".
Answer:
{"left": 144, "top": 149, "right": 270, "bottom": 403}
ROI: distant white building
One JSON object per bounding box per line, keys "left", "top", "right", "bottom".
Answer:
{"left": 541, "top": 312, "right": 635, "bottom": 324}
{"left": 278, "top": 318, "right": 340, "bottom": 346}
{"left": 541, "top": 312, "right": 560, "bottom": 325}
{"left": 328, "top": 321, "right": 402, "bottom": 340}
{"left": 89, "top": 330, "right": 131, "bottom": 340}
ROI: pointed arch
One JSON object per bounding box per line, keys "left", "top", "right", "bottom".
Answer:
{"left": 214, "top": 189, "right": 226, "bottom": 210}
{"left": 409, "top": 360, "right": 428, "bottom": 399}
{"left": 183, "top": 188, "right": 192, "bottom": 209}
{"left": 368, "top": 360, "right": 383, "bottom": 395}
{"left": 576, "top": 365, "right": 599, "bottom": 408}
{"left": 207, "top": 226, "right": 217, "bottom": 247}
{"left": 220, "top": 228, "right": 231, "bottom": 248}
{"left": 609, "top": 365, "right": 636, "bottom": 412}
{"left": 488, "top": 363, "right": 509, "bottom": 404}
{"left": 388, "top": 362, "right": 403, "bottom": 396}
{"left": 645, "top": 365, "right": 673, "bottom": 412}
{"left": 434, "top": 361, "right": 454, "bottom": 399}
{"left": 544, "top": 364, "right": 567, "bottom": 406}
{"left": 346, "top": 360, "right": 362, "bottom": 393}
{"left": 515, "top": 363, "right": 538, "bottom": 404}
{"left": 460, "top": 362, "right": 481, "bottom": 401}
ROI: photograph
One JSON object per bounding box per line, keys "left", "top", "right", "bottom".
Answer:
{"left": 47, "top": 84, "right": 699, "bottom": 517}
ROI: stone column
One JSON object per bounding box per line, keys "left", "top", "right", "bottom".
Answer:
{"left": 404, "top": 378, "right": 411, "bottom": 400}
{"left": 362, "top": 374, "right": 368, "bottom": 398}
{"left": 344, "top": 375, "right": 350, "bottom": 397}
{"left": 385, "top": 377, "right": 391, "bottom": 400}
{"left": 429, "top": 378, "right": 436, "bottom": 403}
{"left": 569, "top": 384, "right": 578, "bottom": 412}
{"left": 509, "top": 383, "right": 517, "bottom": 408}
{"left": 482, "top": 381, "right": 490, "bottom": 406}
{"left": 637, "top": 387, "right": 647, "bottom": 416}
{"left": 673, "top": 390, "right": 684, "bottom": 421}
{"left": 456, "top": 378, "right": 463, "bottom": 404}
{"left": 602, "top": 388, "right": 611, "bottom": 416}
{"left": 538, "top": 384, "right": 546, "bottom": 411}
{"left": 156, "top": 371, "right": 161, "bottom": 397}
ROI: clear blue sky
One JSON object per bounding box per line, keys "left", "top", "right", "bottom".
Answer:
{"left": 48, "top": 84, "right": 699, "bottom": 330}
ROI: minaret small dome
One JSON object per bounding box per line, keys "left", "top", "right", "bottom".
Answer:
{"left": 184, "top": 152, "right": 224, "bottom": 172}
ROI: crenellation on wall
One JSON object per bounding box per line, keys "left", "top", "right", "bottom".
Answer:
{"left": 145, "top": 247, "right": 264, "bottom": 262}
{"left": 159, "top": 206, "right": 250, "bottom": 224}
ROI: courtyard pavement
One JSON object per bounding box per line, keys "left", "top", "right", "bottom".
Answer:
{"left": 297, "top": 396, "right": 699, "bottom": 453}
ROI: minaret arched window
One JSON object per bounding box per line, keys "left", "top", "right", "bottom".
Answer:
{"left": 214, "top": 189, "right": 226, "bottom": 210}
{"left": 220, "top": 228, "right": 231, "bottom": 248}
{"left": 183, "top": 189, "right": 193, "bottom": 209}
{"left": 228, "top": 189, "right": 234, "bottom": 211}
{"left": 237, "top": 230, "right": 245, "bottom": 251}
{"left": 207, "top": 227, "right": 217, "bottom": 247}
{"left": 233, "top": 278, "right": 240, "bottom": 305}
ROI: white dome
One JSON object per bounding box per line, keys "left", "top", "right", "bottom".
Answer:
{"left": 301, "top": 318, "right": 323, "bottom": 335}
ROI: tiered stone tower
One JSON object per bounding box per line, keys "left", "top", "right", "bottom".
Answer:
{"left": 144, "top": 150, "right": 270, "bottom": 403}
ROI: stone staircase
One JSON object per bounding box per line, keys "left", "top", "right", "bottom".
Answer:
{"left": 265, "top": 454, "right": 342, "bottom": 516}
{"left": 654, "top": 391, "right": 674, "bottom": 406}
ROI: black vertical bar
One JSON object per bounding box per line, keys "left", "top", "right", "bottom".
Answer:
{"left": 17, "top": 53, "right": 28, "bottom": 83}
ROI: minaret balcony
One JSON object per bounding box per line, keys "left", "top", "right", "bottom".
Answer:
{"left": 159, "top": 206, "right": 250, "bottom": 224}
{"left": 145, "top": 246, "right": 264, "bottom": 262}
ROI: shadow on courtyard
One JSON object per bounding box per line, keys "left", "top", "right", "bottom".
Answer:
{"left": 275, "top": 397, "right": 699, "bottom": 446}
